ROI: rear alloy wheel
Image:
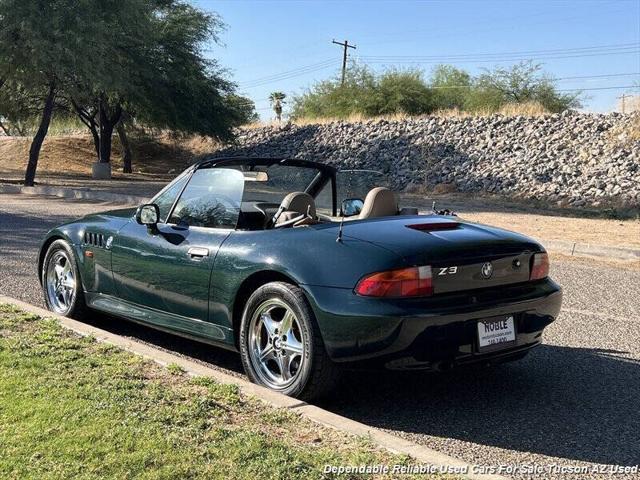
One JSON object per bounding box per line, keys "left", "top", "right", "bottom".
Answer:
{"left": 42, "top": 239, "right": 87, "bottom": 319}
{"left": 239, "top": 282, "right": 339, "bottom": 400}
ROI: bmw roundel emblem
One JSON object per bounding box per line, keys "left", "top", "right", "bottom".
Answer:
{"left": 481, "top": 262, "right": 493, "bottom": 279}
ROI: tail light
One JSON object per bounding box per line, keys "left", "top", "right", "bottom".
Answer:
{"left": 355, "top": 266, "right": 433, "bottom": 297}
{"left": 530, "top": 253, "right": 549, "bottom": 280}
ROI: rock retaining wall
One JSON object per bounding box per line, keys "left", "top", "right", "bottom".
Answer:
{"left": 216, "top": 112, "right": 640, "bottom": 208}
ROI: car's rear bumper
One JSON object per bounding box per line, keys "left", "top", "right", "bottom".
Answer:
{"left": 302, "top": 278, "right": 562, "bottom": 369}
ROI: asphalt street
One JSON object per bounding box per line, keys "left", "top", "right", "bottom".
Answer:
{"left": 1, "top": 192, "right": 639, "bottom": 479}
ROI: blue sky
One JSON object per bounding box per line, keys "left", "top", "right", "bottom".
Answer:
{"left": 195, "top": 0, "right": 640, "bottom": 119}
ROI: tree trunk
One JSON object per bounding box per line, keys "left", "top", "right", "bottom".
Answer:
{"left": 97, "top": 94, "right": 122, "bottom": 164}
{"left": 90, "top": 128, "right": 100, "bottom": 157}
{"left": 0, "top": 118, "right": 10, "bottom": 136}
{"left": 70, "top": 98, "right": 100, "bottom": 157}
{"left": 117, "top": 122, "right": 132, "bottom": 173}
{"left": 24, "top": 82, "right": 56, "bottom": 186}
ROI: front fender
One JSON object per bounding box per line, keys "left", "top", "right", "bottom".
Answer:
{"left": 38, "top": 225, "right": 85, "bottom": 285}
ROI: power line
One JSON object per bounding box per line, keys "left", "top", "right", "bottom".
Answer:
{"left": 359, "top": 42, "right": 638, "bottom": 60}
{"left": 239, "top": 59, "right": 335, "bottom": 88}
{"left": 558, "top": 85, "right": 639, "bottom": 92}
{"left": 361, "top": 49, "right": 639, "bottom": 65}
{"left": 422, "top": 73, "right": 640, "bottom": 90}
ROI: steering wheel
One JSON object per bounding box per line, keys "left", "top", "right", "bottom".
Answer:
{"left": 273, "top": 212, "right": 310, "bottom": 229}
{"left": 252, "top": 202, "right": 280, "bottom": 229}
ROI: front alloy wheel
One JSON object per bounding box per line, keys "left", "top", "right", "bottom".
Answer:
{"left": 42, "top": 239, "right": 87, "bottom": 319}
{"left": 45, "top": 250, "right": 76, "bottom": 313}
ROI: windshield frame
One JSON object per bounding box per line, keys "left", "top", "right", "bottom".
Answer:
{"left": 151, "top": 157, "right": 338, "bottom": 226}
{"left": 201, "top": 157, "right": 337, "bottom": 217}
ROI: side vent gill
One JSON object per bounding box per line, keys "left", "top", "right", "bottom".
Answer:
{"left": 83, "top": 232, "right": 105, "bottom": 247}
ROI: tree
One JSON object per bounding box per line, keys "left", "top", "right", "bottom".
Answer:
{"left": 430, "top": 65, "right": 472, "bottom": 111}
{"left": 0, "top": 0, "right": 113, "bottom": 185}
{"left": 269, "top": 92, "right": 286, "bottom": 122}
{"left": 472, "top": 61, "right": 581, "bottom": 113}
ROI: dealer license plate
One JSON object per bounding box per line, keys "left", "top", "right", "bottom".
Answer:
{"left": 477, "top": 316, "right": 516, "bottom": 350}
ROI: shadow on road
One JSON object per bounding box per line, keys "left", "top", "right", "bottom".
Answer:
{"left": 319, "top": 344, "right": 640, "bottom": 467}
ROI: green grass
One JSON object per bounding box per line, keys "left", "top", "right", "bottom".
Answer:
{"left": 0, "top": 304, "right": 433, "bottom": 480}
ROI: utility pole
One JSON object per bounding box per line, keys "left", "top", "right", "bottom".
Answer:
{"left": 618, "top": 94, "right": 631, "bottom": 114}
{"left": 332, "top": 39, "right": 356, "bottom": 85}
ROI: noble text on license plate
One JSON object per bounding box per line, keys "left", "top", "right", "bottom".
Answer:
{"left": 477, "top": 316, "right": 516, "bottom": 350}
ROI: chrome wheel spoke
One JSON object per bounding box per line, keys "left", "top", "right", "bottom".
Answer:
{"left": 280, "top": 310, "right": 294, "bottom": 335}
{"left": 277, "top": 354, "right": 292, "bottom": 381}
{"left": 260, "top": 313, "right": 278, "bottom": 337}
{"left": 259, "top": 343, "right": 275, "bottom": 362}
{"left": 61, "top": 287, "right": 71, "bottom": 306}
{"left": 54, "top": 264, "right": 64, "bottom": 281}
{"left": 282, "top": 336, "right": 303, "bottom": 356}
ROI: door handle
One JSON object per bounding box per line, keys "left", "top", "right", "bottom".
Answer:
{"left": 187, "top": 247, "right": 209, "bottom": 258}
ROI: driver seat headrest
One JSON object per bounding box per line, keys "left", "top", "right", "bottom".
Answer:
{"left": 275, "top": 191, "right": 317, "bottom": 226}
{"left": 358, "top": 187, "right": 398, "bottom": 219}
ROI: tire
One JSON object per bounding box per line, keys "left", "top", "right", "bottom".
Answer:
{"left": 41, "top": 239, "right": 88, "bottom": 320}
{"left": 239, "top": 281, "right": 339, "bottom": 401}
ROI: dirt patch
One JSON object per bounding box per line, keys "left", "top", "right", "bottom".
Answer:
{"left": 0, "top": 133, "right": 218, "bottom": 177}
{"left": 462, "top": 211, "right": 640, "bottom": 250}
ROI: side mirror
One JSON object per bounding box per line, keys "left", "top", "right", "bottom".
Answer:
{"left": 136, "top": 204, "right": 160, "bottom": 227}
{"left": 340, "top": 198, "right": 364, "bottom": 217}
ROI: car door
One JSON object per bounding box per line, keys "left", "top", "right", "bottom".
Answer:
{"left": 109, "top": 167, "right": 244, "bottom": 342}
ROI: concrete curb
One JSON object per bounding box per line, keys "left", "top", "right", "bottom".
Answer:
{"left": 0, "top": 183, "right": 147, "bottom": 205}
{"left": 0, "top": 295, "right": 508, "bottom": 480}
{"left": 2, "top": 182, "right": 637, "bottom": 263}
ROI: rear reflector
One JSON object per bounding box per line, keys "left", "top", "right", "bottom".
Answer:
{"left": 530, "top": 253, "right": 549, "bottom": 280}
{"left": 407, "top": 222, "right": 459, "bottom": 232}
{"left": 355, "top": 266, "right": 433, "bottom": 297}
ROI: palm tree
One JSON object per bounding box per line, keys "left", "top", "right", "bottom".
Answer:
{"left": 269, "top": 92, "right": 286, "bottom": 122}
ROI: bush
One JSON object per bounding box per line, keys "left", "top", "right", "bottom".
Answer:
{"left": 291, "top": 60, "right": 581, "bottom": 120}
{"left": 291, "top": 64, "right": 434, "bottom": 119}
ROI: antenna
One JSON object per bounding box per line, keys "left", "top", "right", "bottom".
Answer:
{"left": 336, "top": 214, "right": 345, "bottom": 243}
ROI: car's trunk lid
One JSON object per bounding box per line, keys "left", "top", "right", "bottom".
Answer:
{"left": 338, "top": 215, "right": 542, "bottom": 293}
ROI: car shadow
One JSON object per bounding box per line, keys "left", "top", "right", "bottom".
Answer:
{"left": 318, "top": 344, "right": 640, "bottom": 467}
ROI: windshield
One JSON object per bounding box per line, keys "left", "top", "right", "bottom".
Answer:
{"left": 237, "top": 164, "right": 323, "bottom": 204}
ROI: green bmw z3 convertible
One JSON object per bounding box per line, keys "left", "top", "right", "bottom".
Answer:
{"left": 39, "top": 157, "right": 562, "bottom": 400}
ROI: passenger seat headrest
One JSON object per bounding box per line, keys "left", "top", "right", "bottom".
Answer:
{"left": 358, "top": 187, "right": 398, "bottom": 219}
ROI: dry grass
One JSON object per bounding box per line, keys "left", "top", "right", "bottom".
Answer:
{"left": 0, "top": 132, "right": 217, "bottom": 177}
{"left": 433, "top": 101, "right": 549, "bottom": 118}
{"left": 617, "top": 94, "right": 640, "bottom": 113}
{"left": 605, "top": 112, "right": 640, "bottom": 145}
{"left": 245, "top": 102, "right": 551, "bottom": 128}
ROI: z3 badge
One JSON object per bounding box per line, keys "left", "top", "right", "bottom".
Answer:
{"left": 438, "top": 266, "right": 458, "bottom": 276}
